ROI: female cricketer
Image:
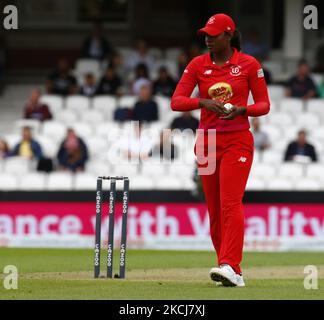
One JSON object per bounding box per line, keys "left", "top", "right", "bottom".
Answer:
{"left": 171, "top": 13, "right": 270, "bottom": 287}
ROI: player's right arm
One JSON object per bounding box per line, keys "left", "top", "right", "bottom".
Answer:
{"left": 171, "top": 59, "right": 225, "bottom": 115}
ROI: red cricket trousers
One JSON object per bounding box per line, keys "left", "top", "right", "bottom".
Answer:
{"left": 196, "top": 129, "right": 254, "bottom": 275}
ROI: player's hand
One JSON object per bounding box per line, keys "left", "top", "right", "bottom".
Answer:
{"left": 199, "top": 99, "right": 227, "bottom": 116}
{"left": 219, "top": 106, "right": 247, "bottom": 120}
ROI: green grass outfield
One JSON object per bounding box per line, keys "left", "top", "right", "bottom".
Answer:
{"left": 0, "top": 249, "right": 323, "bottom": 300}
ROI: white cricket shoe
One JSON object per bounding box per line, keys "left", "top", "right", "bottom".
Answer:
{"left": 209, "top": 264, "right": 245, "bottom": 287}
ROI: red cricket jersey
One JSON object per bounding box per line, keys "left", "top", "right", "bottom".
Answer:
{"left": 171, "top": 48, "right": 270, "bottom": 131}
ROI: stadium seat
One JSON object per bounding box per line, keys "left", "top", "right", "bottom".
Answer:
{"left": 66, "top": 96, "right": 90, "bottom": 112}
{"left": 35, "top": 135, "right": 59, "bottom": 158}
{"left": 282, "top": 125, "right": 300, "bottom": 141}
{"left": 3, "top": 157, "right": 32, "bottom": 174}
{"left": 3, "top": 134, "right": 21, "bottom": 148}
{"left": 74, "top": 173, "right": 97, "bottom": 190}
{"left": 262, "top": 124, "right": 282, "bottom": 143}
{"left": 55, "top": 110, "right": 78, "bottom": 124}
{"left": 86, "top": 160, "right": 111, "bottom": 177}
{"left": 83, "top": 136, "right": 108, "bottom": 158}
{"left": 246, "top": 177, "right": 266, "bottom": 191}
{"left": 95, "top": 121, "right": 123, "bottom": 138}
{"left": 0, "top": 174, "right": 18, "bottom": 190}
{"left": 295, "top": 178, "right": 321, "bottom": 191}
{"left": 40, "top": 95, "right": 64, "bottom": 114}
{"left": 267, "top": 85, "right": 285, "bottom": 102}
{"left": 129, "top": 175, "right": 155, "bottom": 190}
{"left": 141, "top": 162, "right": 168, "bottom": 177}
{"left": 93, "top": 95, "right": 117, "bottom": 119}
{"left": 169, "top": 162, "right": 195, "bottom": 177}
{"left": 251, "top": 163, "right": 277, "bottom": 179}
{"left": 153, "top": 60, "right": 178, "bottom": 79}
{"left": 280, "top": 98, "right": 304, "bottom": 114}
{"left": 181, "top": 177, "right": 196, "bottom": 190}
{"left": 310, "top": 127, "right": 324, "bottom": 143}
{"left": 154, "top": 175, "right": 182, "bottom": 190}
{"left": 42, "top": 121, "right": 67, "bottom": 142}
{"left": 47, "top": 172, "right": 73, "bottom": 190}
{"left": 118, "top": 95, "right": 137, "bottom": 109}
{"left": 306, "top": 99, "right": 324, "bottom": 115}
{"left": 267, "top": 112, "right": 294, "bottom": 127}
{"left": 113, "top": 163, "right": 140, "bottom": 177}
{"left": 14, "top": 119, "right": 41, "bottom": 134}
{"left": 262, "top": 150, "right": 284, "bottom": 163}
{"left": 75, "top": 59, "right": 101, "bottom": 77}
{"left": 18, "top": 173, "right": 47, "bottom": 190}
{"left": 81, "top": 110, "right": 104, "bottom": 125}
{"left": 165, "top": 47, "right": 182, "bottom": 61}
{"left": 306, "top": 164, "right": 324, "bottom": 182}
{"left": 267, "top": 178, "right": 294, "bottom": 190}
{"left": 262, "top": 61, "right": 283, "bottom": 79}
{"left": 295, "top": 113, "right": 320, "bottom": 129}
{"left": 71, "top": 122, "right": 93, "bottom": 139}
{"left": 148, "top": 47, "right": 163, "bottom": 60}
{"left": 278, "top": 163, "right": 304, "bottom": 179}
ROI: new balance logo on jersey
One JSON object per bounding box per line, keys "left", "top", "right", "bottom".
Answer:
{"left": 204, "top": 70, "right": 212, "bottom": 75}
{"left": 238, "top": 157, "right": 247, "bottom": 163}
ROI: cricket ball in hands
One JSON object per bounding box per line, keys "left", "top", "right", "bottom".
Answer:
{"left": 224, "top": 103, "right": 234, "bottom": 114}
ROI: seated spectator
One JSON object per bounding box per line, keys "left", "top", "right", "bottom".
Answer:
{"left": 251, "top": 118, "right": 270, "bottom": 151}
{"left": 285, "top": 60, "right": 317, "bottom": 100}
{"left": 46, "top": 58, "right": 78, "bottom": 96}
{"left": 0, "top": 138, "right": 10, "bottom": 159}
{"left": 153, "top": 66, "right": 176, "bottom": 97}
{"left": 57, "top": 129, "right": 89, "bottom": 172}
{"left": 132, "top": 63, "right": 151, "bottom": 95}
{"left": 150, "top": 131, "right": 178, "bottom": 160}
{"left": 132, "top": 84, "right": 158, "bottom": 123}
{"left": 81, "top": 22, "right": 113, "bottom": 61}
{"left": 170, "top": 111, "right": 199, "bottom": 132}
{"left": 126, "top": 39, "right": 155, "bottom": 73}
{"left": 96, "top": 66, "right": 122, "bottom": 95}
{"left": 24, "top": 89, "right": 52, "bottom": 121}
{"left": 284, "top": 130, "right": 317, "bottom": 163}
{"left": 11, "top": 127, "right": 42, "bottom": 160}
{"left": 79, "top": 73, "right": 97, "bottom": 97}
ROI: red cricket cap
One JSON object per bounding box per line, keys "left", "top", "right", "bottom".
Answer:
{"left": 197, "top": 13, "right": 235, "bottom": 37}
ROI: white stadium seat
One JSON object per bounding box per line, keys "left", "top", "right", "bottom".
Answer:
{"left": 84, "top": 136, "right": 108, "bottom": 158}
{"left": 169, "top": 163, "right": 195, "bottom": 177}
{"left": 282, "top": 125, "right": 300, "bottom": 141}
{"left": 14, "top": 119, "right": 41, "bottom": 134}
{"left": 129, "top": 175, "right": 155, "bottom": 190}
{"left": 86, "top": 160, "right": 111, "bottom": 177}
{"left": 165, "top": 47, "right": 182, "bottom": 61}
{"left": 295, "top": 113, "right": 320, "bottom": 130}
{"left": 280, "top": 98, "right": 304, "bottom": 114}
{"left": 295, "top": 178, "right": 321, "bottom": 191}
{"left": 95, "top": 121, "right": 123, "bottom": 139}
{"left": 0, "top": 174, "right": 18, "bottom": 190}
{"left": 306, "top": 99, "right": 324, "bottom": 115}
{"left": 35, "top": 135, "right": 59, "bottom": 158}
{"left": 267, "top": 112, "right": 294, "bottom": 126}
{"left": 261, "top": 125, "right": 282, "bottom": 143}
{"left": 141, "top": 162, "right": 168, "bottom": 177}
{"left": 3, "top": 134, "right": 21, "bottom": 149}
{"left": 112, "top": 163, "right": 140, "bottom": 177}
{"left": 154, "top": 175, "right": 182, "bottom": 190}
{"left": 81, "top": 110, "right": 104, "bottom": 125}
{"left": 267, "top": 178, "right": 294, "bottom": 190}
{"left": 93, "top": 95, "right": 117, "bottom": 119}
{"left": 251, "top": 163, "right": 277, "bottom": 179}
{"left": 306, "top": 164, "right": 324, "bottom": 182}
{"left": 181, "top": 177, "right": 196, "bottom": 190}
{"left": 47, "top": 172, "right": 73, "bottom": 190}
{"left": 42, "top": 121, "right": 67, "bottom": 142}
{"left": 40, "top": 95, "right": 64, "bottom": 114}
{"left": 3, "top": 157, "right": 31, "bottom": 175}
{"left": 267, "top": 85, "right": 285, "bottom": 102}
{"left": 66, "top": 96, "right": 90, "bottom": 112}
{"left": 310, "top": 127, "right": 324, "bottom": 143}
{"left": 278, "top": 163, "right": 304, "bottom": 179}
{"left": 55, "top": 110, "right": 78, "bottom": 125}
{"left": 118, "top": 96, "right": 137, "bottom": 109}
{"left": 75, "top": 59, "right": 101, "bottom": 77}
{"left": 74, "top": 173, "right": 97, "bottom": 190}
{"left": 262, "top": 150, "right": 284, "bottom": 163}
{"left": 19, "top": 173, "right": 47, "bottom": 190}
{"left": 71, "top": 122, "right": 93, "bottom": 139}
{"left": 246, "top": 177, "right": 266, "bottom": 191}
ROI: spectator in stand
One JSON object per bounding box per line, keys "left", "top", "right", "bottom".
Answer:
{"left": 46, "top": 58, "right": 78, "bottom": 96}
{"left": 285, "top": 60, "right": 317, "bottom": 100}
{"left": 0, "top": 138, "right": 10, "bottom": 159}
{"left": 284, "top": 130, "right": 317, "bottom": 163}
{"left": 24, "top": 89, "right": 52, "bottom": 121}
{"left": 126, "top": 39, "right": 155, "bottom": 73}
{"left": 11, "top": 127, "right": 42, "bottom": 160}
{"left": 79, "top": 73, "right": 97, "bottom": 97}
{"left": 244, "top": 27, "right": 268, "bottom": 60}
{"left": 153, "top": 66, "right": 176, "bottom": 97}
{"left": 132, "top": 63, "right": 151, "bottom": 95}
{"left": 170, "top": 111, "right": 199, "bottom": 132}
{"left": 150, "top": 131, "right": 178, "bottom": 160}
{"left": 109, "top": 51, "right": 127, "bottom": 81}
{"left": 57, "top": 128, "right": 89, "bottom": 172}
{"left": 132, "top": 84, "right": 158, "bottom": 123}
{"left": 81, "top": 22, "right": 113, "bottom": 61}
{"left": 251, "top": 118, "right": 270, "bottom": 151}
{"left": 96, "top": 66, "right": 122, "bottom": 95}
